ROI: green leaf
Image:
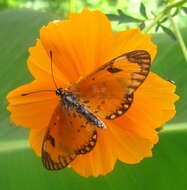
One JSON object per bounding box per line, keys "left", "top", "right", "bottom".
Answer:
{"left": 107, "top": 9, "right": 142, "bottom": 23}
{"left": 171, "top": 8, "right": 179, "bottom": 17}
{"left": 1, "top": 9, "right": 187, "bottom": 190}
{"left": 174, "top": 0, "right": 187, "bottom": 8}
{"left": 161, "top": 25, "right": 176, "bottom": 40}
{"left": 117, "top": 9, "right": 142, "bottom": 23}
{"left": 160, "top": 17, "right": 168, "bottom": 23}
{"left": 106, "top": 14, "right": 120, "bottom": 21}
{"left": 117, "top": 9, "right": 124, "bottom": 17}
{"left": 140, "top": 2, "right": 148, "bottom": 19}
{"left": 155, "top": 24, "right": 160, "bottom": 32}
{"left": 151, "top": 10, "right": 156, "bottom": 16}
{"left": 182, "top": 7, "right": 187, "bottom": 14}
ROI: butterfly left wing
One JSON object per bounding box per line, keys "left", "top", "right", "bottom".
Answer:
{"left": 70, "top": 50, "right": 151, "bottom": 120}
{"left": 42, "top": 104, "right": 97, "bottom": 170}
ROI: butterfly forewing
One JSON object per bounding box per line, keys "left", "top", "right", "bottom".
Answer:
{"left": 42, "top": 104, "right": 97, "bottom": 170}
{"left": 70, "top": 50, "right": 151, "bottom": 120}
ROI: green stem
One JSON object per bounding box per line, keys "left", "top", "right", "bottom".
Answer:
{"left": 142, "top": 11, "right": 165, "bottom": 33}
{"left": 142, "top": 0, "right": 186, "bottom": 33}
{"left": 170, "top": 15, "right": 187, "bottom": 62}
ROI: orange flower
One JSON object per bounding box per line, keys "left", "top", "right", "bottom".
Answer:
{"left": 7, "top": 9, "right": 178, "bottom": 177}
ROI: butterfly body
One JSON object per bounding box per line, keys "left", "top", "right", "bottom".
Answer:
{"left": 57, "top": 88, "right": 106, "bottom": 129}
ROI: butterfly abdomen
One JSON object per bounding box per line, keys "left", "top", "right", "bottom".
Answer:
{"left": 61, "top": 92, "right": 106, "bottom": 129}
{"left": 76, "top": 105, "right": 106, "bottom": 129}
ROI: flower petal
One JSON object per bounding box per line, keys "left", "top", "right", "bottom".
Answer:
{"left": 137, "top": 72, "right": 178, "bottom": 122}
{"left": 95, "top": 28, "right": 157, "bottom": 68}
{"left": 29, "top": 127, "right": 47, "bottom": 156}
{"left": 38, "top": 8, "right": 112, "bottom": 82}
{"left": 69, "top": 72, "right": 178, "bottom": 177}
{"left": 7, "top": 81, "right": 58, "bottom": 128}
{"left": 70, "top": 129, "right": 117, "bottom": 177}
{"left": 107, "top": 121, "right": 153, "bottom": 164}
{"left": 112, "top": 72, "right": 178, "bottom": 144}
{"left": 28, "top": 40, "right": 70, "bottom": 88}
{"left": 70, "top": 120, "right": 153, "bottom": 177}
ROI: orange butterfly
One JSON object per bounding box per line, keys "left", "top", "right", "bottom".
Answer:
{"left": 25, "top": 50, "right": 151, "bottom": 170}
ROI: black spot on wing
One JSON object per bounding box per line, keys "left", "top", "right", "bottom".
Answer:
{"left": 82, "top": 100, "right": 90, "bottom": 104}
{"left": 97, "top": 105, "right": 101, "bottom": 110}
{"left": 101, "top": 100, "right": 106, "bottom": 104}
{"left": 107, "top": 67, "right": 123, "bottom": 73}
{"left": 46, "top": 135, "right": 55, "bottom": 147}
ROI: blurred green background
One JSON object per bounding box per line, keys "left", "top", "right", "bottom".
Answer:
{"left": 0, "top": 0, "right": 187, "bottom": 190}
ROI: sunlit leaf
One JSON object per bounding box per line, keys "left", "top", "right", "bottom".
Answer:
{"left": 175, "top": 0, "right": 187, "bottom": 8}
{"left": 107, "top": 9, "right": 142, "bottom": 23}
{"left": 151, "top": 10, "right": 156, "bottom": 16}
{"left": 155, "top": 24, "right": 160, "bottom": 32}
{"left": 171, "top": 8, "right": 179, "bottom": 17}
{"left": 140, "top": 2, "right": 148, "bottom": 19}
{"left": 160, "top": 17, "right": 168, "bottom": 23}
{"left": 161, "top": 25, "right": 176, "bottom": 40}
{"left": 106, "top": 13, "right": 119, "bottom": 21}
{"left": 182, "top": 7, "right": 187, "bottom": 14}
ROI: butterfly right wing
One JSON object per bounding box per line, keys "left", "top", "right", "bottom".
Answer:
{"left": 70, "top": 50, "right": 151, "bottom": 120}
{"left": 42, "top": 104, "right": 97, "bottom": 170}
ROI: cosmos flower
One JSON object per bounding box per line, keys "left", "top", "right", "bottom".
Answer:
{"left": 7, "top": 9, "right": 178, "bottom": 177}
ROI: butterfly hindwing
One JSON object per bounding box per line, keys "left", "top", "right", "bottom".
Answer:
{"left": 70, "top": 50, "right": 151, "bottom": 120}
{"left": 42, "top": 104, "right": 97, "bottom": 170}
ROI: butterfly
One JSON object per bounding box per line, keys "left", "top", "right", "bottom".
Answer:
{"left": 26, "top": 50, "right": 151, "bottom": 170}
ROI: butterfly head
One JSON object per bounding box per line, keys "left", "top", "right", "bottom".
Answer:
{"left": 56, "top": 88, "right": 64, "bottom": 96}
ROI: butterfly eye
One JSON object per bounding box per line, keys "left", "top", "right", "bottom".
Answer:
{"left": 56, "top": 88, "right": 64, "bottom": 96}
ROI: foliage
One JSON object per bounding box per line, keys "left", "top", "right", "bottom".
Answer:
{"left": 0, "top": 6, "right": 187, "bottom": 189}
{"left": 0, "top": 0, "right": 187, "bottom": 189}
{"left": 1, "top": 1, "right": 187, "bottom": 39}
{"left": 107, "top": 0, "right": 187, "bottom": 40}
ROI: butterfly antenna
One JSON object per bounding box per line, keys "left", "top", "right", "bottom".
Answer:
{"left": 50, "top": 50, "right": 58, "bottom": 89}
{"left": 20, "top": 50, "right": 58, "bottom": 97}
{"left": 21, "top": 90, "right": 55, "bottom": 96}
